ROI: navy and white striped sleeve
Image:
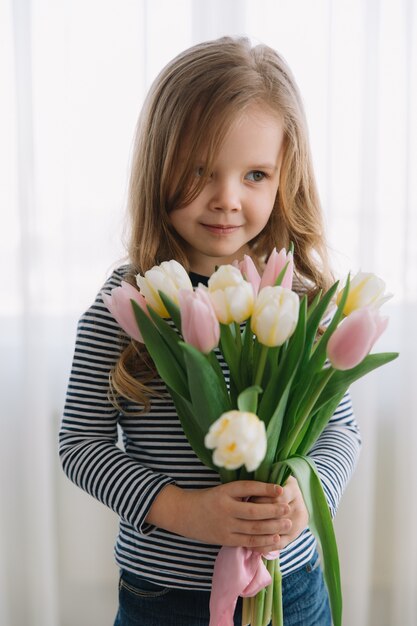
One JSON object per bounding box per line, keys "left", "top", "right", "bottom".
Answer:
{"left": 308, "top": 390, "right": 361, "bottom": 518}
{"left": 59, "top": 268, "right": 175, "bottom": 533}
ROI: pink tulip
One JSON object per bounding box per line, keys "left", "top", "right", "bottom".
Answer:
{"left": 179, "top": 287, "right": 220, "bottom": 353}
{"left": 236, "top": 255, "right": 261, "bottom": 296}
{"left": 102, "top": 280, "right": 149, "bottom": 343}
{"left": 259, "top": 247, "right": 294, "bottom": 291}
{"left": 327, "top": 308, "right": 389, "bottom": 370}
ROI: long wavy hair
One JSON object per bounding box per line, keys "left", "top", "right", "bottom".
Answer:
{"left": 111, "top": 36, "right": 333, "bottom": 411}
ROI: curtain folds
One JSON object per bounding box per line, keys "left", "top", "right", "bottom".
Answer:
{"left": 1, "top": 1, "right": 415, "bottom": 625}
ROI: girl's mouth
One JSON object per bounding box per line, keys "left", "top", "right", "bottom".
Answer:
{"left": 201, "top": 224, "right": 241, "bottom": 235}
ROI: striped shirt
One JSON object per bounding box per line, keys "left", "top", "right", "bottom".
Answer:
{"left": 59, "top": 265, "right": 361, "bottom": 590}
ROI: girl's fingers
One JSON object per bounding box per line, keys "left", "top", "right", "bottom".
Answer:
{"left": 234, "top": 518, "right": 292, "bottom": 536}
{"left": 249, "top": 496, "right": 279, "bottom": 504}
{"left": 231, "top": 532, "right": 281, "bottom": 551}
{"left": 233, "top": 501, "right": 290, "bottom": 520}
{"left": 227, "top": 481, "right": 283, "bottom": 499}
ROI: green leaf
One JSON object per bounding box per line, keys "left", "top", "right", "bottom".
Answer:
{"left": 168, "top": 389, "right": 215, "bottom": 469}
{"left": 308, "top": 276, "right": 350, "bottom": 373}
{"left": 274, "top": 260, "right": 290, "bottom": 286}
{"left": 131, "top": 301, "right": 189, "bottom": 399}
{"left": 169, "top": 387, "right": 235, "bottom": 483}
{"left": 158, "top": 291, "right": 182, "bottom": 333}
{"left": 278, "top": 367, "right": 334, "bottom": 460}
{"left": 219, "top": 323, "right": 241, "bottom": 389}
{"left": 255, "top": 383, "right": 292, "bottom": 482}
{"left": 180, "top": 342, "right": 232, "bottom": 432}
{"left": 278, "top": 295, "right": 307, "bottom": 390}
{"left": 260, "top": 297, "right": 306, "bottom": 435}
{"left": 324, "top": 352, "right": 398, "bottom": 399}
{"left": 207, "top": 351, "right": 232, "bottom": 402}
{"left": 311, "top": 351, "right": 399, "bottom": 422}
{"left": 237, "top": 386, "right": 262, "bottom": 413}
{"left": 306, "top": 289, "right": 323, "bottom": 321}
{"left": 297, "top": 351, "right": 399, "bottom": 455}
{"left": 265, "top": 345, "right": 280, "bottom": 381}
{"left": 147, "top": 306, "right": 185, "bottom": 369}
{"left": 279, "top": 282, "right": 342, "bottom": 439}
{"left": 297, "top": 390, "right": 347, "bottom": 457}
{"left": 283, "top": 455, "right": 342, "bottom": 626}
{"left": 303, "top": 283, "right": 338, "bottom": 369}
{"left": 240, "top": 320, "right": 254, "bottom": 388}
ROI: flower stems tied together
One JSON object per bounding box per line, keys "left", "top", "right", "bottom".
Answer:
{"left": 102, "top": 249, "right": 398, "bottom": 626}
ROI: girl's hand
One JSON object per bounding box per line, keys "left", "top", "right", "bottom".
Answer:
{"left": 250, "top": 475, "right": 309, "bottom": 550}
{"left": 146, "top": 481, "right": 296, "bottom": 553}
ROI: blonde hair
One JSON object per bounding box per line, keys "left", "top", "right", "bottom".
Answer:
{"left": 111, "top": 36, "right": 333, "bottom": 410}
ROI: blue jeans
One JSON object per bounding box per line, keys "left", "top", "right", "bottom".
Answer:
{"left": 113, "top": 550, "right": 331, "bottom": 626}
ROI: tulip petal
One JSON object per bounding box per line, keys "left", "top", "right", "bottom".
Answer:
{"left": 102, "top": 284, "right": 146, "bottom": 342}
{"left": 239, "top": 255, "right": 261, "bottom": 295}
{"left": 251, "top": 286, "right": 299, "bottom": 347}
{"left": 205, "top": 411, "right": 267, "bottom": 472}
{"left": 327, "top": 308, "right": 388, "bottom": 370}
{"left": 260, "top": 248, "right": 294, "bottom": 291}
{"left": 179, "top": 287, "right": 220, "bottom": 353}
{"left": 338, "top": 271, "right": 390, "bottom": 315}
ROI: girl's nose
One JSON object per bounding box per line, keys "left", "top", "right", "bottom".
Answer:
{"left": 209, "top": 178, "right": 242, "bottom": 212}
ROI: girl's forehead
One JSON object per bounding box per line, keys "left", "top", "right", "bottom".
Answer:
{"left": 179, "top": 102, "right": 284, "bottom": 156}
{"left": 231, "top": 103, "right": 284, "bottom": 130}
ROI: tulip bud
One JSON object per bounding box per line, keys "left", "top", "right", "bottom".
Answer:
{"left": 327, "top": 308, "right": 389, "bottom": 370}
{"left": 251, "top": 286, "right": 299, "bottom": 347}
{"left": 260, "top": 247, "right": 294, "bottom": 291}
{"left": 208, "top": 265, "right": 254, "bottom": 324}
{"left": 178, "top": 287, "right": 220, "bottom": 353}
{"left": 205, "top": 410, "right": 267, "bottom": 472}
{"left": 136, "top": 260, "right": 193, "bottom": 318}
{"left": 337, "top": 271, "right": 392, "bottom": 316}
{"left": 236, "top": 255, "right": 261, "bottom": 296}
{"left": 102, "top": 281, "right": 148, "bottom": 342}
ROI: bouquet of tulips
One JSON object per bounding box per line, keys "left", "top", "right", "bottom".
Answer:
{"left": 103, "top": 247, "right": 398, "bottom": 626}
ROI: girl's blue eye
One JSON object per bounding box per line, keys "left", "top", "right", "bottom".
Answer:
{"left": 246, "top": 170, "right": 266, "bottom": 182}
{"left": 195, "top": 166, "right": 205, "bottom": 177}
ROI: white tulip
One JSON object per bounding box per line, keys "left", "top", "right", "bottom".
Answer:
{"left": 208, "top": 265, "right": 254, "bottom": 324}
{"left": 136, "top": 260, "right": 193, "bottom": 317}
{"left": 208, "top": 265, "right": 245, "bottom": 290}
{"left": 337, "top": 271, "right": 392, "bottom": 316}
{"left": 251, "top": 286, "right": 299, "bottom": 347}
{"left": 205, "top": 410, "right": 267, "bottom": 472}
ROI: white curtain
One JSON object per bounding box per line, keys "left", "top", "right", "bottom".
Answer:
{"left": 1, "top": 1, "right": 415, "bottom": 625}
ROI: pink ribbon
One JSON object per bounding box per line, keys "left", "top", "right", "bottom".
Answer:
{"left": 209, "top": 547, "right": 279, "bottom": 626}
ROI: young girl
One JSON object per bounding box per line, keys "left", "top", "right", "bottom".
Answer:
{"left": 60, "top": 36, "right": 361, "bottom": 626}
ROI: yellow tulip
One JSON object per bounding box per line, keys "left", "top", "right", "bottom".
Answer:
{"left": 136, "top": 260, "right": 193, "bottom": 317}
{"left": 337, "top": 271, "right": 392, "bottom": 316}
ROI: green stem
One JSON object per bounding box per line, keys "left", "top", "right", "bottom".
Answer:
{"left": 272, "top": 557, "right": 283, "bottom": 626}
{"left": 269, "top": 463, "right": 286, "bottom": 487}
{"left": 234, "top": 322, "right": 243, "bottom": 350}
{"left": 262, "top": 560, "right": 274, "bottom": 625}
{"left": 218, "top": 467, "right": 238, "bottom": 483}
{"left": 251, "top": 595, "right": 256, "bottom": 625}
{"left": 253, "top": 587, "right": 266, "bottom": 625}
{"left": 254, "top": 344, "right": 268, "bottom": 387}
{"left": 242, "top": 596, "right": 251, "bottom": 626}
{"left": 279, "top": 367, "right": 334, "bottom": 459}
{"left": 220, "top": 323, "right": 241, "bottom": 390}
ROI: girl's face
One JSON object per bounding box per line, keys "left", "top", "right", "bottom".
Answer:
{"left": 169, "top": 105, "right": 285, "bottom": 275}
